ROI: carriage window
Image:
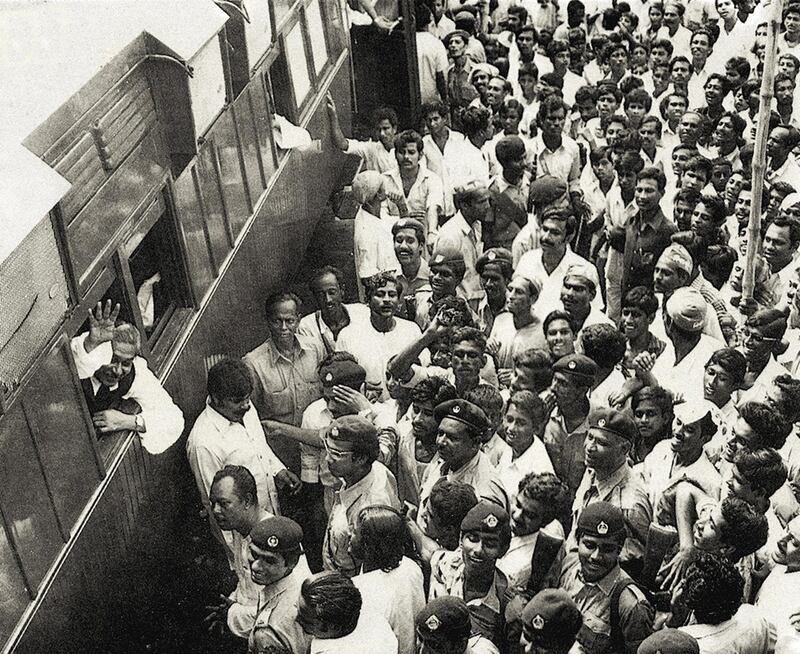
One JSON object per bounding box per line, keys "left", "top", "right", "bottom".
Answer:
{"left": 306, "top": 0, "right": 329, "bottom": 75}
{"left": 121, "top": 193, "right": 191, "bottom": 350}
{"left": 286, "top": 23, "right": 311, "bottom": 107}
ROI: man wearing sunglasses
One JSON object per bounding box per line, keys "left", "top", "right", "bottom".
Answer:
{"left": 736, "top": 308, "right": 791, "bottom": 405}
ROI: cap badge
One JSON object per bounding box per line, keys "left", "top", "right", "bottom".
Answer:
{"left": 324, "top": 372, "right": 333, "bottom": 382}
{"left": 453, "top": 405, "right": 461, "bottom": 414}
{"left": 267, "top": 535, "right": 279, "bottom": 548}
{"left": 435, "top": 255, "right": 445, "bottom": 264}
{"left": 568, "top": 360, "right": 576, "bottom": 370}
{"left": 488, "top": 251, "right": 496, "bottom": 261}
{"left": 425, "top": 615, "right": 441, "bottom": 631}
{"left": 483, "top": 514, "right": 498, "bottom": 529}
{"left": 331, "top": 426, "right": 339, "bottom": 438}
{"left": 597, "top": 521, "right": 609, "bottom": 535}
{"left": 531, "top": 614, "right": 545, "bottom": 630}
{"left": 598, "top": 418, "right": 606, "bottom": 428}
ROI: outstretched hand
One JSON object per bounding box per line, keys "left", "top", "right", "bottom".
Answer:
{"left": 85, "top": 300, "right": 120, "bottom": 352}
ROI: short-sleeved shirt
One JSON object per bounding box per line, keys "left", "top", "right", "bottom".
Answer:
{"left": 559, "top": 554, "right": 654, "bottom": 654}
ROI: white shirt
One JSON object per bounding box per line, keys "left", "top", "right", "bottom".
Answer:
{"left": 336, "top": 316, "right": 422, "bottom": 398}
{"left": 346, "top": 139, "right": 395, "bottom": 173}
{"left": 186, "top": 402, "right": 285, "bottom": 518}
{"left": 310, "top": 610, "right": 398, "bottom": 654}
{"left": 383, "top": 163, "right": 445, "bottom": 240}
{"left": 488, "top": 312, "right": 547, "bottom": 370}
{"left": 680, "top": 604, "right": 776, "bottom": 654}
{"left": 70, "top": 332, "right": 184, "bottom": 455}
{"left": 353, "top": 557, "right": 425, "bottom": 654}
{"left": 435, "top": 211, "right": 484, "bottom": 303}
{"left": 496, "top": 522, "right": 565, "bottom": 590}
{"left": 416, "top": 31, "right": 448, "bottom": 105}
{"left": 516, "top": 246, "right": 603, "bottom": 318}
{"left": 651, "top": 334, "right": 725, "bottom": 403}
{"left": 756, "top": 565, "right": 800, "bottom": 654}
{"left": 298, "top": 303, "right": 371, "bottom": 356}
{"left": 353, "top": 207, "right": 399, "bottom": 280}
{"left": 496, "top": 437, "right": 555, "bottom": 511}
{"left": 299, "top": 397, "right": 335, "bottom": 486}
{"left": 423, "top": 129, "right": 467, "bottom": 217}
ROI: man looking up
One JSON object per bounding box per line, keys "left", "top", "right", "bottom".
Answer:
{"left": 247, "top": 516, "right": 312, "bottom": 654}
{"left": 326, "top": 94, "right": 398, "bottom": 173}
{"left": 572, "top": 408, "right": 652, "bottom": 572}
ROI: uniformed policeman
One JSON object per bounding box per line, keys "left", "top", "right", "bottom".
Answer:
{"left": 475, "top": 247, "right": 514, "bottom": 336}
{"left": 416, "top": 596, "right": 501, "bottom": 654}
{"left": 416, "top": 244, "right": 469, "bottom": 329}
{"left": 429, "top": 501, "right": 512, "bottom": 649}
{"left": 636, "top": 629, "right": 699, "bottom": 654}
{"left": 543, "top": 354, "right": 597, "bottom": 494}
{"left": 570, "top": 407, "right": 652, "bottom": 572}
{"left": 247, "top": 516, "right": 312, "bottom": 654}
{"left": 558, "top": 502, "right": 654, "bottom": 654}
{"left": 519, "top": 588, "right": 583, "bottom": 654}
{"left": 418, "top": 399, "right": 506, "bottom": 518}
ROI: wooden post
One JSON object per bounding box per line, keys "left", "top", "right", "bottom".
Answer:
{"left": 743, "top": 0, "right": 784, "bottom": 301}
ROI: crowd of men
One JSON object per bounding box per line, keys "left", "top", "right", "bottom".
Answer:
{"left": 69, "top": 0, "right": 800, "bottom": 651}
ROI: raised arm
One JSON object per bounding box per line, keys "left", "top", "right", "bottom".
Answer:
{"left": 325, "top": 93, "right": 349, "bottom": 152}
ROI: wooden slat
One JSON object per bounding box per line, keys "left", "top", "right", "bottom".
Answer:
{"left": 96, "top": 77, "right": 151, "bottom": 131}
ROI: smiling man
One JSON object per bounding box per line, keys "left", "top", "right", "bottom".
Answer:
{"left": 71, "top": 300, "right": 184, "bottom": 454}
{"left": 247, "top": 516, "right": 312, "bottom": 654}
{"left": 429, "top": 501, "right": 513, "bottom": 647}
{"left": 559, "top": 502, "right": 654, "bottom": 654}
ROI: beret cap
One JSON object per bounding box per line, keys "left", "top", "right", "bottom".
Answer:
{"left": 460, "top": 500, "right": 511, "bottom": 536}
{"left": 416, "top": 596, "right": 472, "bottom": 639}
{"left": 577, "top": 501, "right": 626, "bottom": 539}
{"left": 588, "top": 407, "right": 638, "bottom": 444}
{"left": 250, "top": 516, "right": 304, "bottom": 553}
{"left": 475, "top": 247, "right": 514, "bottom": 278}
{"left": 553, "top": 354, "right": 597, "bottom": 385}
{"left": 434, "top": 399, "right": 489, "bottom": 435}
{"left": 637, "top": 629, "right": 700, "bottom": 654}
{"left": 319, "top": 359, "right": 366, "bottom": 387}
{"left": 521, "top": 589, "right": 583, "bottom": 645}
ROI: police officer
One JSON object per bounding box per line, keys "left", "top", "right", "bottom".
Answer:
{"left": 248, "top": 516, "right": 312, "bottom": 654}
{"left": 519, "top": 588, "right": 583, "bottom": 654}
{"left": 416, "top": 596, "right": 500, "bottom": 654}
{"left": 558, "top": 502, "right": 654, "bottom": 654}
{"left": 570, "top": 407, "right": 652, "bottom": 572}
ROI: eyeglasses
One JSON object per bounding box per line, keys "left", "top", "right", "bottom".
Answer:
{"left": 737, "top": 327, "right": 779, "bottom": 345}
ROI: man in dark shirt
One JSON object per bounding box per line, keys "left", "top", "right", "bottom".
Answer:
{"left": 609, "top": 167, "right": 677, "bottom": 297}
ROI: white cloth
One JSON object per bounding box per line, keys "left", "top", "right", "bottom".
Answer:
{"left": 298, "top": 303, "right": 371, "bottom": 356}
{"left": 496, "top": 437, "right": 555, "bottom": 510}
{"left": 353, "top": 207, "right": 399, "bottom": 280}
{"left": 353, "top": 557, "right": 425, "bottom": 654}
{"left": 70, "top": 332, "right": 184, "bottom": 454}
{"left": 345, "top": 139, "right": 396, "bottom": 173}
{"left": 336, "top": 317, "right": 422, "bottom": 397}
{"left": 298, "top": 398, "right": 335, "bottom": 486}
{"left": 680, "top": 604, "right": 777, "bottom": 654}
{"left": 488, "top": 312, "right": 547, "bottom": 370}
{"left": 756, "top": 565, "right": 800, "bottom": 654}
{"left": 516, "top": 247, "right": 603, "bottom": 318}
{"left": 416, "top": 31, "right": 448, "bottom": 105}
{"left": 650, "top": 334, "right": 726, "bottom": 403}
{"left": 310, "top": 610, "right": 398, "bottom": 654}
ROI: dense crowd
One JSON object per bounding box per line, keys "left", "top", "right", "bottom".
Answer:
{"left": 70, "top": 0, "right": 800, "bottom": 652}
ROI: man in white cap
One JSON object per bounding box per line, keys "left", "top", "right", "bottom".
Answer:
{"left": 640, "top": 399, "right": 722, "bottom": 511}
{"left": 350, "top": 170, "right": 399, "bottom": 295}
{"left": 650, "top": 242, "right": 726, "bottom": 343}
{"left": 644, "top": 287, "right": 726, "bottom": 403}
